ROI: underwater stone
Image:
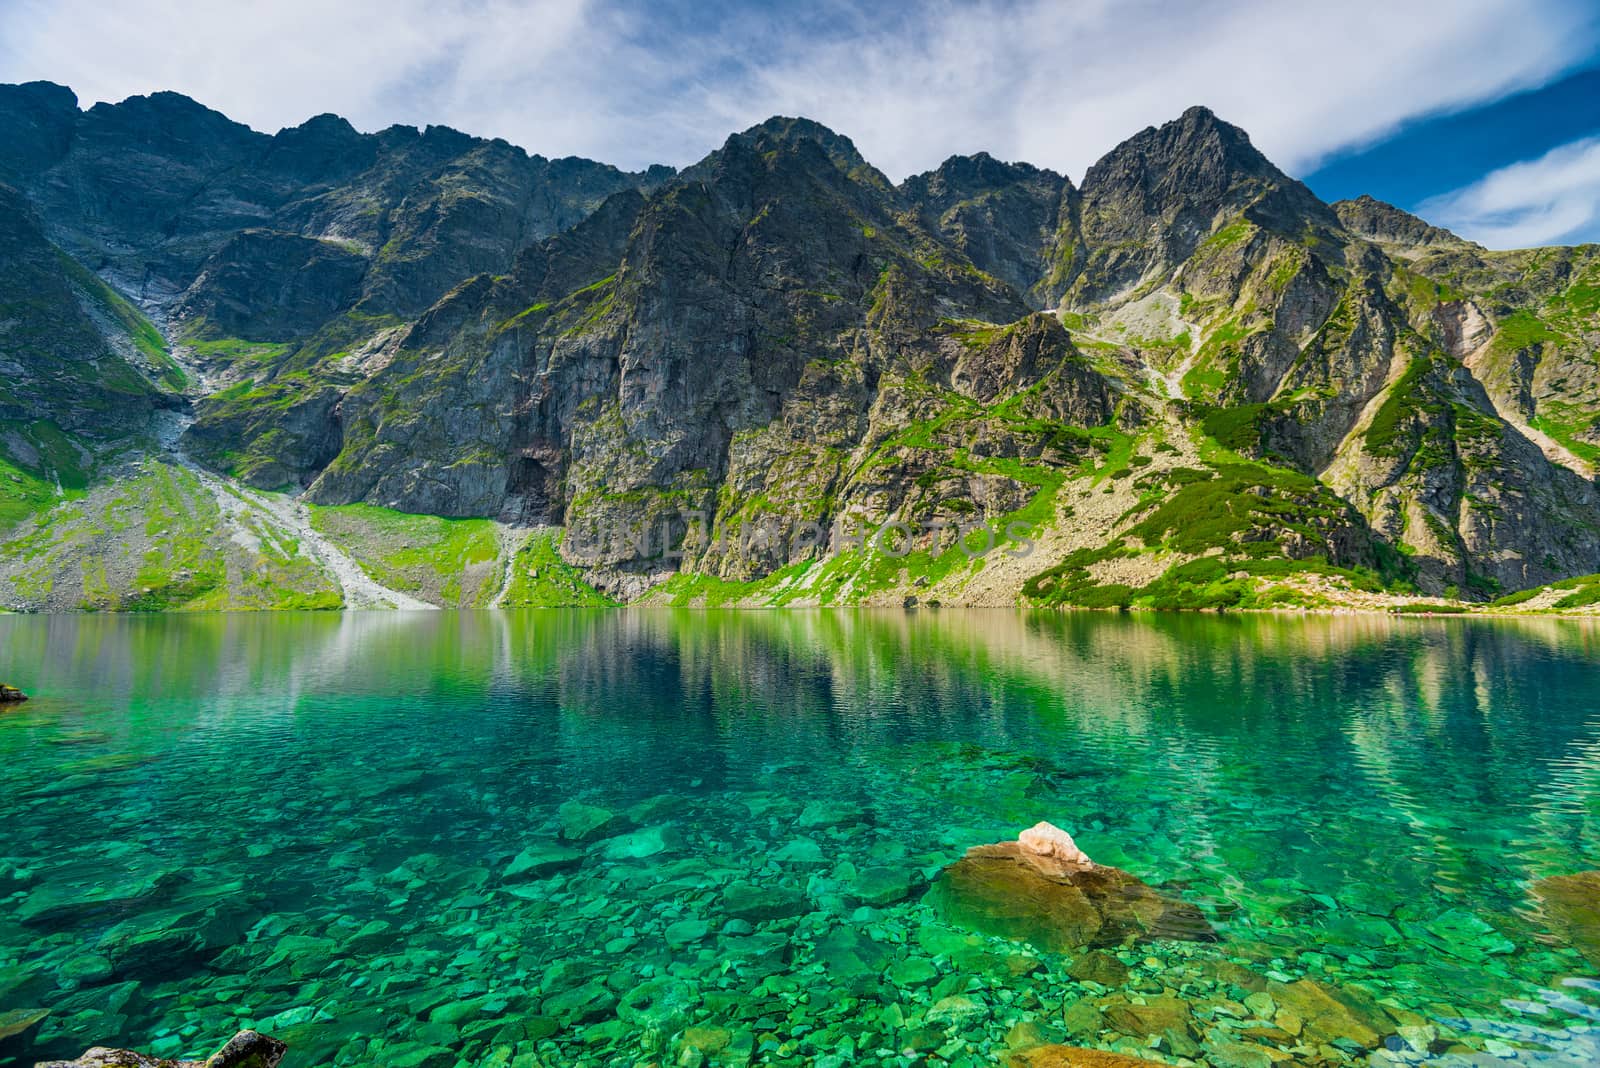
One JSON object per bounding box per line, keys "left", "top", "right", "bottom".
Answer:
{"left": 600, "top": 825, "right": 681, "bottom": 860}
{"left": 35, "top": 1029, "right": 286, "bottom": 1068}
{"left": 541, "top": 981, "right": 615, "bottom": 1025}
{"left": 58, "top": 954, "right": 115, "bottom": 986}
{"left": 796, "top": 799, "right": 866, "bottom": 829}
{"left": 926, "top": 994, "right": 989, "bottom": 1027}
{"left": 1005, "top": 1046, "right": 1170, "bottom": 1067}
{"left": 557, "top": 801, "right": 617, "bottom": 843}
{"left": 0, "top": 1006, "right": 48, "bottom": 1041}
{"left": 618, "top": 976, "right": 700, "bottom": 1033}
{"left": 721, "top": 882, "right": 808, "bottom": 924}
{"left": 1096, "top": 992, "right": 1195, "bottom": 1044}
{"left": 1066, "top": 951, "right": 1129, "bottom": 987}
{"left": 679, "top": 1025, "right": 733, "bottom": 1055}
{"left": 503, "top": 842, "right": 583, "bottom": 880}
{"left": 1532, "top": 870, "right": 1600, "bottom": 967}
{"left": 665, "top": 918, "right": 711, "bottom": 946}
{"left": 17, "top": 866, "right": 184, "bottom": 928}
{"left": 887, "top": 957, "right": 939, "bottom": 988}
{"left": 1265, "top": 978, "right": 1394, "bottom": 1050}
{"left": 925, "top": 838, "right": 1215, "bottom": 952}
{"left": 850, "top": 865, "right": 921, "bottom": 908}
{"left": 773, "top": 838, "right": 826, "bottom": 866}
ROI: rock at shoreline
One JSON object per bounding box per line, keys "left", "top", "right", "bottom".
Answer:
{"left": 1532, "top": 870, "right": 1600, "bottom": 966}
{"left": 0, "top": 684, "right": 27, "bottom": 703}
{"left": 926, "top": 825, "right": 1214, "bottom": 951}
{"left": 36, "top": 1029, "right": 285, "bottom": 1068}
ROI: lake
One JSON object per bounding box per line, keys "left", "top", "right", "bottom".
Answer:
{"left": 1, "top": 610, "right": 1598, "bottom": 1067}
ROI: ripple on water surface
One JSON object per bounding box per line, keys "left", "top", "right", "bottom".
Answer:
{"left": 0, "top": 610, "right": 1598, "bottom": 1066}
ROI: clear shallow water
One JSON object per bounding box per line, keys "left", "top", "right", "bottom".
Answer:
{"left": 0, "top": 610, "right": 1597, "bottom": 1067}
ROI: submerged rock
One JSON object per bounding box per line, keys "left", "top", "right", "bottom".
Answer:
{"left": 599, "top": 824, "right": 681, "bottom": 860}
{"left": 502, "top": 842, "right": 583, "bottom": 881}
{"left": 1004, "top": 1045, "right": 1161, "bottom": 1068}
{"left": 925, "top": 827, "right": 1214, "bottom": 952}
{"left": 0, "top": 684, "right": 26, "bottom": 702}
{"left": 1532, "top": 870, "right": 1600, "bottom": 966}
{"left": 557, "top": 801, "right": 617, "bottom": 843}
{"left": 36, "top": 1029, "right": 285, "bottom": 1068}
{"left": 0, "top": 1006, "right": 48, "bottom": 1041}
{"left": 1264, "top": 978, "right": 1395, "bottom": 1050}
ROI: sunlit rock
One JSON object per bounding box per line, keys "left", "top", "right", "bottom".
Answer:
{"left": 1018, "top": 820, "right": 1092, "bottom": 871}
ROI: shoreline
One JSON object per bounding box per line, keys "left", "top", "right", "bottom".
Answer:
{"left": 1, "top": 602, "right": 1598, "bottom": 619}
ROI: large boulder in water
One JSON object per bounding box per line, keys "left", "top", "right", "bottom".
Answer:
{"left": 0, "top": 684, "right": 27, "bottom": 702}
{"left": 36, "top": 1030, "right": 285, "bottom": 1068}
{"left": 925, "top": 824, "right": 1214, "bottom": 951}
{"left": 1532, "top": 870, "right": 1600, "bottom": 966}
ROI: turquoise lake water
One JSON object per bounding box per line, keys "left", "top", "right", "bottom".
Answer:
{"left": 1, "top": 611, "right": 1598, "bottom": 1067}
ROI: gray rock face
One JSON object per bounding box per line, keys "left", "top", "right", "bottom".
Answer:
{"left": 174, "top": 230, "right": 370, "bottom": 341}
{"left": 0, "top": 183, "right": 181, "bottom": 440}
{"left": 901, "top": 152, "right": 1069, "bottom": 304}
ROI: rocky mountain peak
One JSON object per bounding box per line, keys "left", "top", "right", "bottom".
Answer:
{"left": 903, "top": 151, "right": 1067, "bottom": 207}
{"left": 1082, "top": 104, "right": 1285, "bottom": 210}
{"left": 716, "top": 115, "right": 881, "bottom": 181}
{"left": 0, "top": 81, "right": 78, "bottom": 177}
{"left": 1063, "top": 105, "right": 1338, "bottom": 301}
{"left": 82, "top": 90, "right": 261, "bottom": 151}
{"left": 1333, "top": 194, "right": 1475, "bottom": 252}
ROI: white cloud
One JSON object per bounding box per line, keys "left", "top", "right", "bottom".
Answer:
{"left": 0, "top": 0, "right": 1595, "bottom": 183}
{"left": 1419, "top": 136, "right": 1600, "bottom": 247}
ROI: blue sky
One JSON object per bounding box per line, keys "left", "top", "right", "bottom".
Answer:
{"left": 2, "top": 0, "right": 1598, "bottom": 247}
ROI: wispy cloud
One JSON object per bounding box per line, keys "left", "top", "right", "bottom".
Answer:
{"left": 0, "top": 0, "right": 1595, "bottom": 183}
{"left": 1420, "top": 136, "right": 1600, "bottom": 247}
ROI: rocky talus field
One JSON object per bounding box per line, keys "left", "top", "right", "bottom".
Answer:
{"left": 2, "top": 82, "right": 1599, "bottom": 612}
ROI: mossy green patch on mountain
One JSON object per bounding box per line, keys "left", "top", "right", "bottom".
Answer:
{"left": 178, "top": 316, "right": 296, "bottom": 371}
{"left": 309, "top": 502, "right": 501, "bottom": 607}
{"left": 1364, "top": 358, "right": 1437, "bottom": 456}
{"left": 1488, "top": 310, "right": 1558, "bottom": 356}
{"left": 498, "top": 530, "right": 617, "bottom": 608}
{"left": 0, "top": 454, "right": 67, "bottom": 532}
{"left": 0, "top": 462, "right": 344, "bottom": 611}
{"left": 1023, "top": 547, "right": 1388, "bottom": 612}
{"left": 1530, "top": 401, "right": 1600, "bottom": 465}
{"left": 0, "top": 419, "right": 90, "bottom": 531}
{"left": 1125, "top": 462, "right": 1342, "bottom": 555}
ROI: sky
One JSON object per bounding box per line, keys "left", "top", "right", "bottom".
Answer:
{"left": 2, "top": 0, "right": 1599, "bottom": 248}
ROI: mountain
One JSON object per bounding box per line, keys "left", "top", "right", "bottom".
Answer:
{"left": 1, "top": 84, "right": 1598, "bottom": 612}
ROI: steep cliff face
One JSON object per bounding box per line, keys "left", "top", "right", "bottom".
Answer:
{"left": 2, "top": 84, "right": 1599, "bottom": 610}
{"left": 0, "top": 181, "right": 187, "bottom": 536}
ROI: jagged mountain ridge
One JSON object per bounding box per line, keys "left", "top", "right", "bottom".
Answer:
{"left": 1, "top": 84, "right": 1598, "bottom": 610}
